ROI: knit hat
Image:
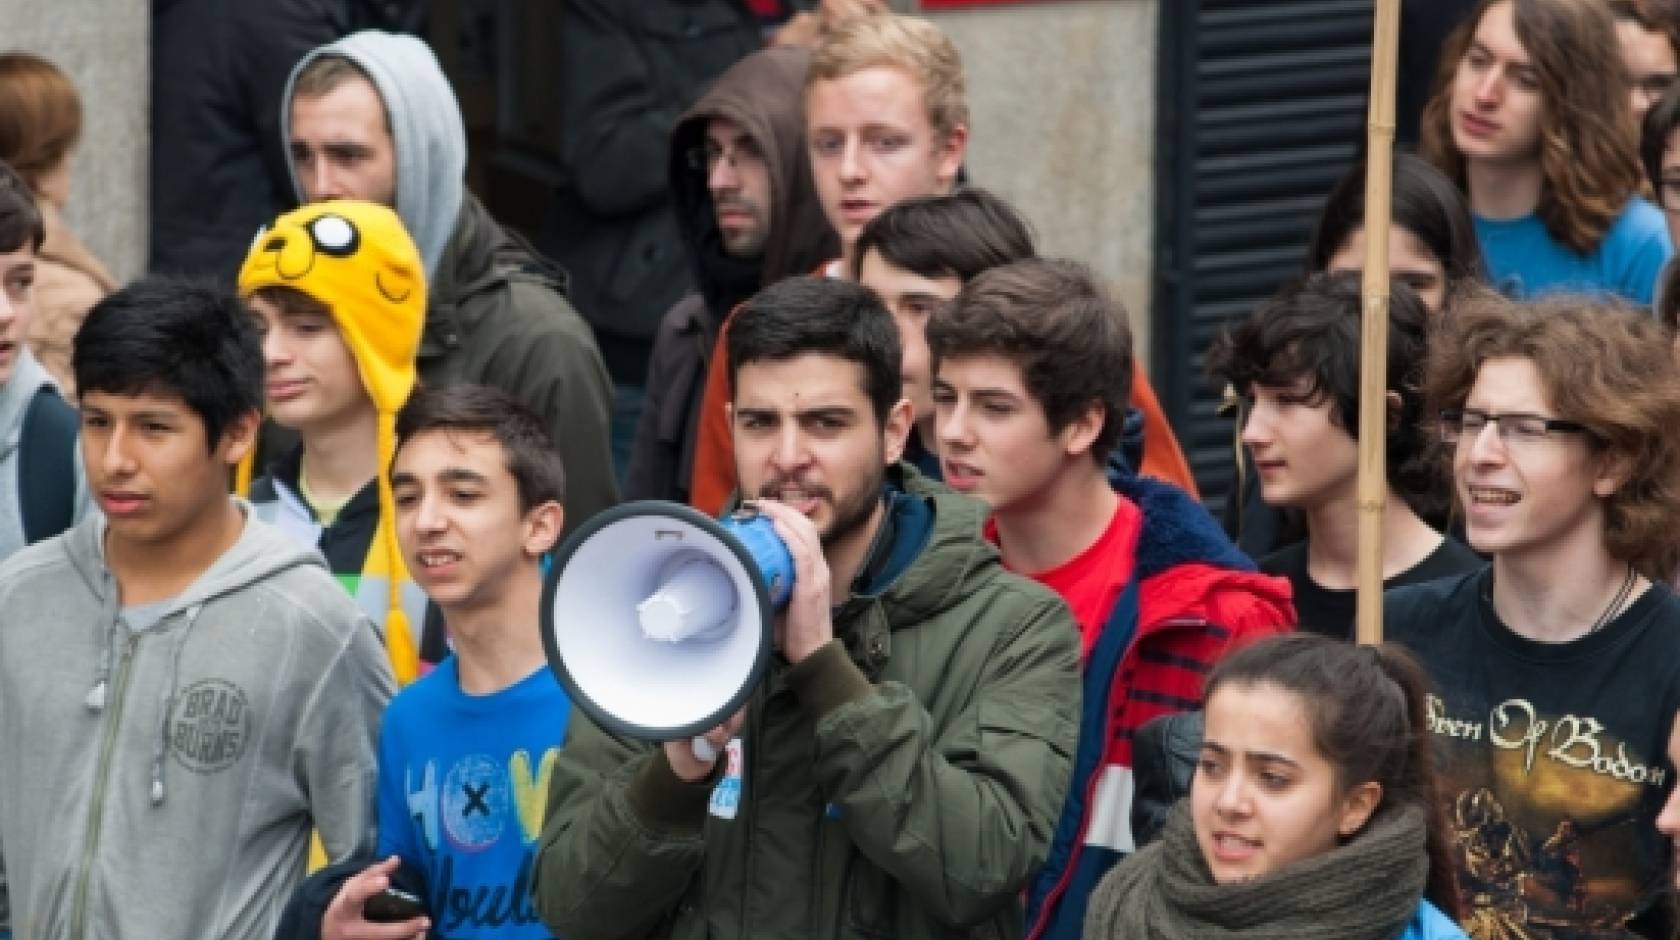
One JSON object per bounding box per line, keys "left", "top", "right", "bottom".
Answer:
{"left": 236, "top": 200, "right": 427, "bottom": 685}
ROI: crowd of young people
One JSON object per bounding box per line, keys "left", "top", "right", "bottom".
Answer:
{"left": 3, "top": 2, "right": 1680, "bottom": 939}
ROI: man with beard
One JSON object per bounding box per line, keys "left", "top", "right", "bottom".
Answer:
{"left": 282, "top": 32, "right": 618, "bottom": 531}
{"left": 624, "top": 45, "right": 836, "bottom": 503}
{"left": 533, "top": 276, "right": 1082, "bottom": 940}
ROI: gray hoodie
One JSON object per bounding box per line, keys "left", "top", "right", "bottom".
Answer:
{"left": 0, "top": 506, "right": 395, "bottom": 940}
{"left": 0, "top": 347, "right": 89, "bottom": 559}
{"left": 280, "top": 30, "right": 467, "bottom": 279}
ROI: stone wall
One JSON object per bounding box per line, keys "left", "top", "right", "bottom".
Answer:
{"left": 923, "top": 0, "right": 1158, "bottom": 364}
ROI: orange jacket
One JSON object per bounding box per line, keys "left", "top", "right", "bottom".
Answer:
{"left": 687, "top": 317, "right": 1200, "bottom": 515}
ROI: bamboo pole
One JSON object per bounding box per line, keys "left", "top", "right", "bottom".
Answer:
{"left": 1355, "top": 0, "right": 1403, "bottom": 647}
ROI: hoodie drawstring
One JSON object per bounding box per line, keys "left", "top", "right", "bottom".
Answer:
{"left": 150, "top": 603, "right": 205, "bottom": 805}
{"left": 84, "top": 571, "right": 122, "bottom": 712}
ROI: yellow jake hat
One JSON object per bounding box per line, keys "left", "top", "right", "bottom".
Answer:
{"left": 236, "top": 201, "right": 428, "bottom": 685}
{"left": 237, "top": 201, "right": 426, "bottom": 413}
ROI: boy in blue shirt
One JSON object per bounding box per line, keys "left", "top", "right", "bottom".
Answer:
{"left": 307, "top": 384, "right": 571, "bottom": 940}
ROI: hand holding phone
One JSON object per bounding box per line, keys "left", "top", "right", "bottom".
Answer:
{"left": 322, "top": 856, "right": 429, "bottom": 940}
{"left": 364, "top": 886, "right": 427, "bottom": 923}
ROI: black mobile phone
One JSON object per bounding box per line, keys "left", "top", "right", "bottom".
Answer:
{"left": 364, "top": 886, "right": 427, "bottom": 923}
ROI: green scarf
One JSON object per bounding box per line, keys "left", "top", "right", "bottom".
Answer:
{"left": 1084, "top": 801, "right": 1430, "bottom": 940}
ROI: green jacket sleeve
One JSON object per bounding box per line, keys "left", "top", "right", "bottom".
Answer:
{"left": 533, "top": 713, "right": 715, "bottom": 940}
{"left": 785, "top": 596, "right": 1082, "bottom": 928}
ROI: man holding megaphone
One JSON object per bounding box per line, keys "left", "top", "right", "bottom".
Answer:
{"left": 533, "top": 276, "right": 1082, "bottom": 940}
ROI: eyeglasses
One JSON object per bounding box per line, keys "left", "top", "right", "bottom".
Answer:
{"left": 686, "top": 139, "right": 765, "bottom": 174}
{"left": 1438, "top": 408, "right": 1589, "bottom": 446}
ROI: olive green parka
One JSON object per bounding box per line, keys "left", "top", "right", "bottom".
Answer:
{"left": 534, "top": 469, "right": 1081, "bottom": 940}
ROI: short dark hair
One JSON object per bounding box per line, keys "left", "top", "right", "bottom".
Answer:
{"left": 1642, "top": 81, "right": 1680, "bottom": 201}
{"left": 726, "top": 276, "right": 902, "bottom": 426}
{"left": 394, "top": 384, "right": 566, "bottom": 512}
{"left": 1307, "top": 152, "right": 1486, "bottom": 293}
{"left": 1206, "top": 271, "right": 1438, "bottom": 507}
{"left": 250, "top": 284, "right": 332, "bottom": 319}
{"left": 927, "top": 258, "right": 1132, "bottom": 465}
{"left": 74, "top": 277, "right": 263, "bottom": 451}
{"left": 850, "top": 187, "right": 1037, "bottom": 282}
{"left": 1644, "top": 86, "right": 1680, "bottom": 330}
{"left": 0, "top": 160, "right": 42, "bottom": 254}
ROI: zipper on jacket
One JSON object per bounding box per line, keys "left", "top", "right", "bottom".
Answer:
{"left": 70, "top": 632, "right": 140, "bottom": 940}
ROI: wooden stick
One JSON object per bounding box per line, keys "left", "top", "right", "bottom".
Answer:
{"left": 1355, "top": 0, "right": 1402, "bottom": 647}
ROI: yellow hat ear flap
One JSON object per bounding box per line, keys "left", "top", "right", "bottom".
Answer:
{"left": 234, "top": 446, "right": 256, "bottom": 498}
{"left": 376, "top": 411, "right": 419, "bottom": 685}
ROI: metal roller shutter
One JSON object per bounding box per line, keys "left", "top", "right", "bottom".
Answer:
{"left": 1154, "top": 0, "right": 1374, "bottom": 515}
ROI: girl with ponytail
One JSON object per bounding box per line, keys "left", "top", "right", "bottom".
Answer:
{"left": 1084, "top": 633, "right": 1468, "bottom": 940}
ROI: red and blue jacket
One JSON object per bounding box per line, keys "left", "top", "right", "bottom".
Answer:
{"left": 1023, "top": 469, "right": 1295, "bottom": 940}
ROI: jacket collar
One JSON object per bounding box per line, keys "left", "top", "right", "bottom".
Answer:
{"left": 1109, "top": 463, "right": 1256, "bottom": 578}
{"left": 265, "top": 446, "right": 382, "bottom": 528}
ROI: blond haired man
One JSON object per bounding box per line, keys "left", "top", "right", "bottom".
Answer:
{"left": 803, "top": 12, "right": 970, "bottom": 274}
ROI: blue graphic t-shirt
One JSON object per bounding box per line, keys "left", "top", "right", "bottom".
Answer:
{"left": 376, "top": 656, "right": 571, "bottom": 939}
{"left": 1474, "top": 198, "right": 1671, "bottom": 305}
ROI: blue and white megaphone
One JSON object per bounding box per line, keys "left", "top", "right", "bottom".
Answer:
{"left": 541, "top": 501, "right": 793, "bottom": 759}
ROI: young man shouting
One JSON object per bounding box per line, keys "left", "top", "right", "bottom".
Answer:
{"left": 535, "top": 276, "right": 1081, "bottom": 939}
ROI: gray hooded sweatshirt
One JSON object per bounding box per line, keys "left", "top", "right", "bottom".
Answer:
{"left": 0, "top": 506, "right": 395, "bottom": 939}
{"left": 280, "top": 30, "right": 466, "bottom": 279}
{"left": 0, "top": 347, "right": 89, "bottom": 559}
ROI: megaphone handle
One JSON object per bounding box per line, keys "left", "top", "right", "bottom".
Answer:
{"left": 690, "top": 736, "right": 718, "bottom": 764}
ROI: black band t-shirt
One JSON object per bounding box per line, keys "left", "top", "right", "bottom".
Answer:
{"left": 1262, "top": 536, "right": 1484, "bottom": 641}
{"left": 1386, "top": 570, "right": 1680, "bottom": 939}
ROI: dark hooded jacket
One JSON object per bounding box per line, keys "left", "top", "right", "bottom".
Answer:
{"left": 623, "top": 46, "right": 838, "bottom": 502}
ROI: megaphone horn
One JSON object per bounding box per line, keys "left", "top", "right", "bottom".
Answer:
{"left": 541, "top": 500, "right": 794, "bottom": 753}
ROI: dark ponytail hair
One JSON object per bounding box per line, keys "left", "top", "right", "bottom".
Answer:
{"left": 1205, "top": 634, "right": 1461, "bottom": 920}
